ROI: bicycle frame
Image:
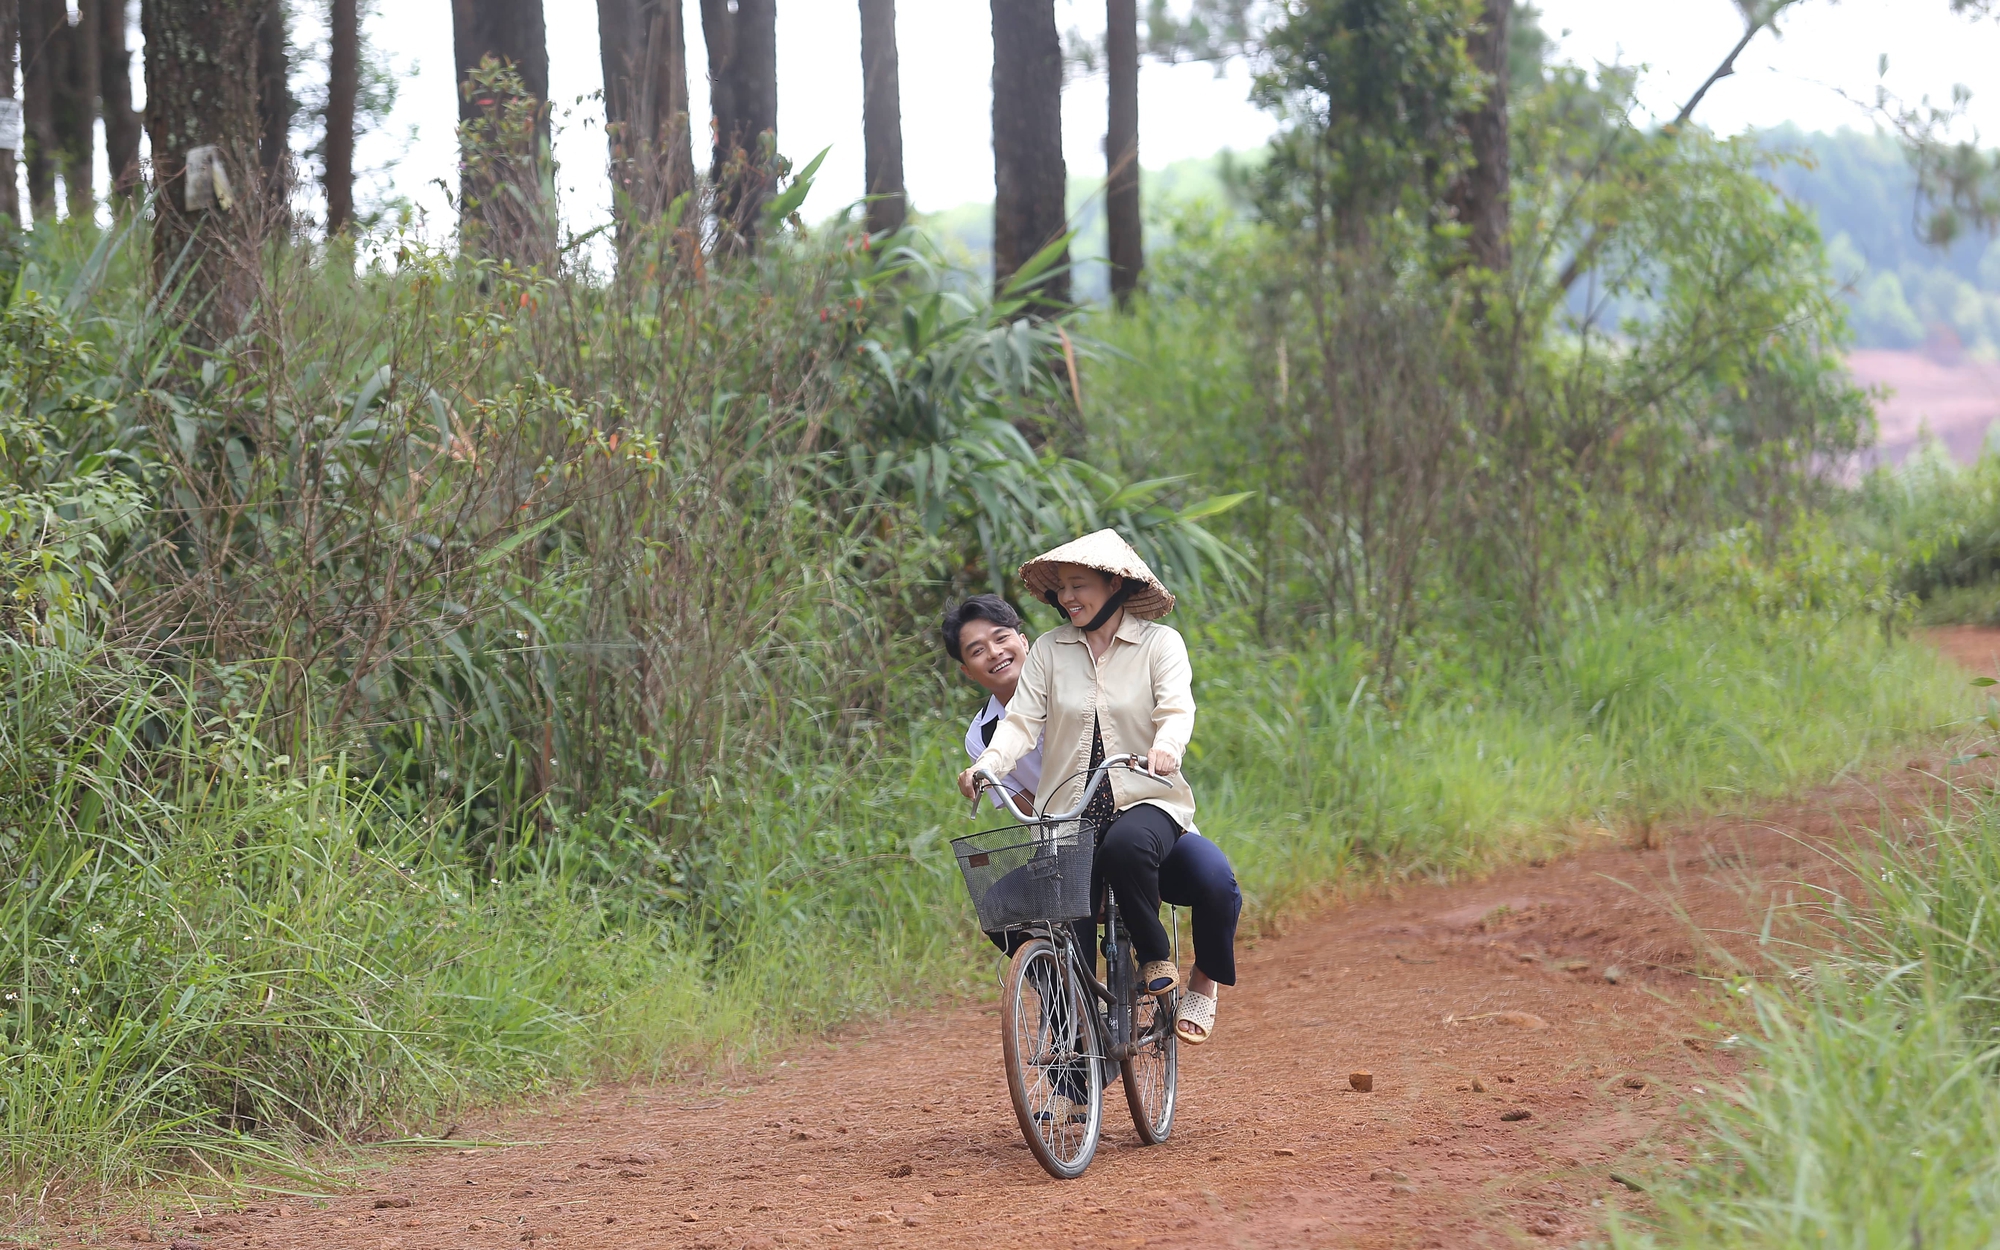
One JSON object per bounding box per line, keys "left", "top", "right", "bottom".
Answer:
{"left": 973, "top": 753, "right": 1182, "bottom": 1176}
{"left": 971, "top": 752, "right": 1176, "bottom": 1066}
{"left": 1009, "top": 887, "right": 1175, "bottom": 1069}
{"left": 971, "top": 752, "right": 1166, "bottom": 826}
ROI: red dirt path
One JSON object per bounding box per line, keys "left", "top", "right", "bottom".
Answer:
{"left": 78, "top": 634, "right": 1996, "bottom": 1250}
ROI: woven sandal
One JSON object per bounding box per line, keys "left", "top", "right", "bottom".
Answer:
{"left": 1176, "top": 989, "right": 1216, "bottom": 1045}
{"left": 1139, "top": 959, "right": 1180, "bottom": 997}
{"left": 1033, "top": 1095, "right": 1088, "bottom": 1125}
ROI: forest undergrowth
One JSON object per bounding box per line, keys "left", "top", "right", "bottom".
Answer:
{"left": 1, "top": 14, "right": 1986, "bottom": 1209}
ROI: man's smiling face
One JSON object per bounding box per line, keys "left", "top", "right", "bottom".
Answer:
{"left": 957, "top": 617, "right": 1029, "bottom": 701}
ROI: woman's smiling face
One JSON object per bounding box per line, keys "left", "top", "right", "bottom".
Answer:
{"left": 1054, "top": 564, "right": 1122, "bottom": 630}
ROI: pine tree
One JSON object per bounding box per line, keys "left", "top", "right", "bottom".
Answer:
{"left": 52, "top": 0, "right": 97, "bottom": 219}
{"left": 699, "top": 0, "right": 776, "bottom": 242}
{"left": 0, "top": 0, "right": 18, "bottom": 223}
{"left": 98, "top": 0, "right": 142, "bottom": 200}
{"left": 20, "top": 0, "right": 56, "bottom": 219}
{"left": 1448, "top": 0, "right": 1510, "bottom": 273}
{"left": 142, "top": 0, "right": 263, "bottom": 340}
{"left": 990, "top": 0, "right": 1069, "bottom": 308}
{"left": 859, "top": 0, "right": 905, "bottom": 235}
{"left": 255, "top": 0, "right": 292, "bottom": 205}
{"left": 1105, "top": 0, "right": 1140, "bottom": 305}
{"left": 325, "top": 0, "right": 356, "bottom": 232}
{"left": 450, "top": 0, "right": 553, "bottom": 265}
{"left": 597, "top": 0, "right": 696, "bottom": 236}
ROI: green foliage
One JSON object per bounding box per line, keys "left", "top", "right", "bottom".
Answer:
{"left": 0, "top": 602, "right": 1964, "bottom": 1193}
{"left": 1762, "top": 126, "right": 2000, "bottom": 354}
{"left": 1664, "top": 520, "right": 1912, "bottom": 629}
{"left": 1633, "top": 979, "right": 2000, "bottom": 1247}
{"left": 1253, "top": 0, "right": 1482, "bottom": 233}
{"left": 1195, "top": 607, "right": 1966, "bottom": 903}
{"left": 0, "top": 642, "right": 974, "bottom": 1189}
{"left": 1852, "top": 446, "right": 2000, "bottom": 617}
{"left": 1085, "top": 121, "right": 1871, "bottom": 659}
{"left": 836, "top": 240, "right": 1246, "bottom": 597}
{"left": 0, "top": 293, "right": 144, "bottom": 646}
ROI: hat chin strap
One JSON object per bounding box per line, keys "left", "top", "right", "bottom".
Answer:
{"left": 1045, "top": 578, "right": 1132, "bottom": 633}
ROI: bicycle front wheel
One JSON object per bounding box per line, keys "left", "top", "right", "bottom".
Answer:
{"left": 999, "top": 935, "right": 1104, "bottom": 1179}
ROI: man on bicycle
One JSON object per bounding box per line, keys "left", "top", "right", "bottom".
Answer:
{"left": 942, "top": 594, "right": 1042, "bottom": 813}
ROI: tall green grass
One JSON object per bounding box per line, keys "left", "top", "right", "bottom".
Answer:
{"left": 0, "top": 642, "right": 974, "bottom": 1194}
{"left": 1, "top": 605, "right": 1970, "bottom": 1195}
{"left": 1622, "top": 737, "right": 2000, "bottom": 1247}
{"left": 1196, "top": 606, "right": 1968, "bottom": 910}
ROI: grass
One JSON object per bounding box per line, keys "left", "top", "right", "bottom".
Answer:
{"left": 1623, "top": 775, "right": 2000, "bottom": 1247}
{"left": 0, "top": 603, "right": 1974, "bottom": 1201}
{"left": 1195, "top": 606, "right": 1971, "bottom": 912}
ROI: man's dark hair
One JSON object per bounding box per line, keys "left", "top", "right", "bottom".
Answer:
{"left": 941, "top": 594, "right": 1024, "bottom": 663}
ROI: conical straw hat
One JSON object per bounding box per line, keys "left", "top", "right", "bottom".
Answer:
{"left": 1018, "top": 529, "right": 1176, "bottom": 620}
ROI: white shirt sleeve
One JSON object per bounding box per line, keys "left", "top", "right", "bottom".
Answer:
{"left": 965, "top": 695, "right": 1043, "bottom": 813}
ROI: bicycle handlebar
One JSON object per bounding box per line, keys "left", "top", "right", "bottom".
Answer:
{"left": 970, "top": 752, "right": 1171, "bottom": 824}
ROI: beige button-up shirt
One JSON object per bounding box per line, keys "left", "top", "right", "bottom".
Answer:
{"left": 972, "top": 613, "right": 1197, "bottom": 828}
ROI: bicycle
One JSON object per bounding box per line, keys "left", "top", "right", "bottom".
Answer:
{"left": 952, "top": 753, "right": 1179, "bottom": 1179}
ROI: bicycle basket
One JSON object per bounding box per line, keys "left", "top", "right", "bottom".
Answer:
{"left": 951, "top": 820, "right": 1095, "bottom": 929}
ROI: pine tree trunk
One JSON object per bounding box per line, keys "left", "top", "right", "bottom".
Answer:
{"left": 858, "top": 0, "right": 904, "bottom": 236}
{"left": 255, "top": 0, "right": 290, "bottom": 203}
{"left": 990, "top": 0, "right": 1068, "bottom": 308}
{"left": 98, "top": 0, "right": 142, "bottom": 200}
{"left": 598, "top": 0, "right": 695, "bottom": 236}
{"left": 1105, "top": 0, "right": 1140, "bottom": 306}
{"left": 52, "top": 0, "right": 96, "bottom": 220}
{"left": 20, "top": 0, "right": 55, "bottom": 220}
{"left": 142, "top": 0, "right": 262, "bottom": 341}
{"left": 699, "top": 0, "right": 776, "bottom": 243}
{"left": 0, "top": 0, "right": 17, "bottom": 224}
{"left": 1451, "top": 0, "right": 1510, "bottom": 273}
{"left": 451, "top": 0, "right": 553, "bottom": 264}
{"left": 325, "top": 0, "right": 356, "bottom": 233}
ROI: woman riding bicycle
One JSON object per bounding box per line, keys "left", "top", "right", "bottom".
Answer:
{"left": 958, "top": 529, "right": 1240, "bottom": 1045}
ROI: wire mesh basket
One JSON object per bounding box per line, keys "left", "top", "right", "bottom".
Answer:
{"left": 951, "top": 820, "right": 1096, "bottom": 930}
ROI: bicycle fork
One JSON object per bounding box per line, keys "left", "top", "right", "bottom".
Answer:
{"left": 1098, "top": 890, "right": 1145, "bottom": 1064}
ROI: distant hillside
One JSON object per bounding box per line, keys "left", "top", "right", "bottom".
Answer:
{"left": 1761, "top": 126, "right": 2000, "bottom": 356}
{"left": 910, "top": 129, "right": 2000, "bottom": 351}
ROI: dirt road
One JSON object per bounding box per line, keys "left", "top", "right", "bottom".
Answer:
{"left": 97, "top": 636, "right": 1993, "bottom": 1250}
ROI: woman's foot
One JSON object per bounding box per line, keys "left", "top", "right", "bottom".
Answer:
{"left": 1034, "top": 1095, "right": 1089, "bottom": 1124}
{"left": 1139, "top": 959, "right": 1180, "bottom": 997}
{"left": 1176, "top": 989, "right": 1216, "bottom": 1045}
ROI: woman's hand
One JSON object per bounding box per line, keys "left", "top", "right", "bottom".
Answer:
{"left": 1146, "top": 746, "right": 1180, "bottom": 777}
{"left": 958, "top": 767, "right": 983, "bottom": 800}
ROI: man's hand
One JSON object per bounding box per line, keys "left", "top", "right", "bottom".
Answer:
{"left": 1146, "top": 746, "right": 1180, "bottom": 778}
{"left": 958, "top": 767, "right": 983, "bottom": 800}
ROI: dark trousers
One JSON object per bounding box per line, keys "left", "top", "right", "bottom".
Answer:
{"left": 983, "top": 807, "right": 1241, "bottom": 986}
{"left": 1096, "top": 804, "right": 1241, "bottom": 986}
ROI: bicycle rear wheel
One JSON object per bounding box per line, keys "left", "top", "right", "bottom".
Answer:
{"left": 1117, "top": 936, "right": 1178, "bottom": 1144}
{"left": 999, "top": 935, "right": 1104, "bottom": 1179}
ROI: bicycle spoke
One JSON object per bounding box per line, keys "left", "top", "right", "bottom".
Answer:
{"left": 1002, "top": 938, "right": 1101, "bottom": 1176}
{"left": 1116, "top": 928, "right": 1177, "bottom": 1144}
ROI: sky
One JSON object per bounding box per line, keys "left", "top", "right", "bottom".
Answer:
{"left": 342, "top": 0, "right": 2000, "bottom": 244}
{"left": 348, "top": 0, "right": 1278, "bottom": 241}
{"left": 41, "top": 1, "right": 2000, "bottom": 241}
